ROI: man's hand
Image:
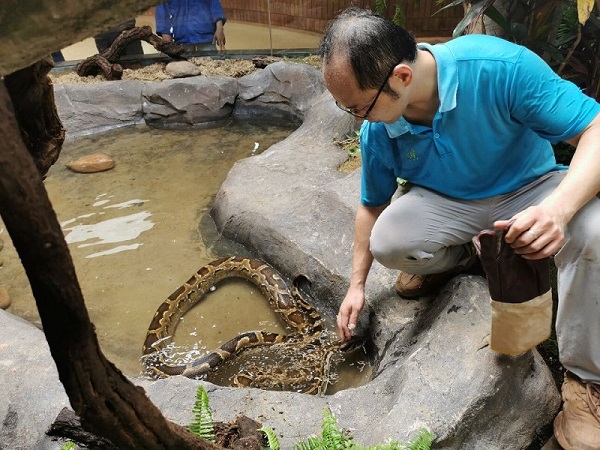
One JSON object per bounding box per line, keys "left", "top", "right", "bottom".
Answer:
{"left": 213, "top": 21, "right": 226, "bottom": 52}
{"left": 494, "top": 202, "right": 567, "bottom": 259}
{"left": 161, "top": 33, "right": 173, "bottom": 43}
{"left": 337, "top": 287, "right": 365, "bottom": 342}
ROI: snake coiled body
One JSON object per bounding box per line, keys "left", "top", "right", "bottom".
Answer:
{"left": 142, "top": 256, "right": 350, "bottom": 393}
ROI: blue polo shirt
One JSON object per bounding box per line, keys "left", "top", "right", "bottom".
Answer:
{"left": 360, "top": 34, "right": 600, "bottom": 206}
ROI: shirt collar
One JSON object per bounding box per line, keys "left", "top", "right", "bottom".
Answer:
{"left": 383, "top": 41, "right": 458, "bottom": 138}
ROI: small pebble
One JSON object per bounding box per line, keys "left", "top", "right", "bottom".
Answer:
{"left": 66, "top": 153, "right": 115, "bottom": 173}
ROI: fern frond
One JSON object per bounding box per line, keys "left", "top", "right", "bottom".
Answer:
{"left": 60, "top": 442, "right": 77, "bottom": 450}
{"left": 188, "top": 384, "right": 215, "bottom": 441}
{"left": 375, "top": 0, "right": 387, "bottom": 16}
{"left": 406, "top": 428, "right": 434, "bottom": 450}
{"left": 295, "top": 436, "right": 328, "bottom": 450}
{"left": 321, "top": 408, "right": 347, "bottom": 449}
{"left": 392, "top": 3, "right": 406, "bottom": 26}
{"left": 260, "top": 426, "right": 281, "bottom": 450}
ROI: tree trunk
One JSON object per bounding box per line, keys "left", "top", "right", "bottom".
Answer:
{"left": 3, "top": 57, "right": 65, "bottom": 178}
{"left": 0, "top": 72, "right": 222, "bottom": 449}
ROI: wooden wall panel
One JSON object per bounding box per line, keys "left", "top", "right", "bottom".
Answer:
{"left": 148, "top": 1, "right": 463, "bottom": 37}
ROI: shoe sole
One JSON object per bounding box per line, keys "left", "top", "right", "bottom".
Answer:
{"left": 554, "top": 411, "right": 577, "bottom": 450}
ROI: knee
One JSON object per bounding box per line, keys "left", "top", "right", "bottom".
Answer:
{"left": 369, "top": 230, "right": 421, "bottom": 270}
{"left": 558, "top": 208, "right": 600, "bottom": 264}
{"left": 370, "top": 235, "right": 403, "bottom": 269}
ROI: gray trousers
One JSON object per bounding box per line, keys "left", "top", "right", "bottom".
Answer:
{"left": 370, "top": 170, "right": 600, "bottom": 384}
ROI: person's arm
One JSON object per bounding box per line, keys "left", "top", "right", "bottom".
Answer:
{"left": 210, "top": 0, "right": 226, "bottom": 51}
{"left": 496, "top": 112, "right": 600, "bottom": 257}
{"left": 213, "top": 19, "right": 226, "bottom": 51}
{"left": 337, "top": 202, "right": 388, "bottom": 342}
{"left": 155, "top": 4, "right": 172, "bottom": 38}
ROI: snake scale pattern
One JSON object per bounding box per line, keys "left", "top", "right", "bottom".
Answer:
{"left": 142, "top": 256, "right": 354, "bottom": 395}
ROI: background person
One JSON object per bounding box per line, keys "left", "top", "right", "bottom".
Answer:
{"left": 319, "top": 7, "right": 600, "bottom": 449}
{"left": 155, "top": 0, "right": 226, "bottom": 53}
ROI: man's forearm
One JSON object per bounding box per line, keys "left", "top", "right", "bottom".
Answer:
{"left": 544, "top": 112, "right": 600, "bottom": 223}
{"left": 349, "top": 203, "right": 388, "bottom": 291}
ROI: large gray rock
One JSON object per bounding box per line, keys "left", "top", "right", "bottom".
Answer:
{"left": 142, "top": 76, "right": 238, "bottom": 128}
{"left": 0, "top": 310, "right": 70, "bottom": 450}
{"left": 54, "top": 81, "right": 145, "bottom": 138}
{"left": 53, "top": 61, "right": 322, "bottom": 136}
{"left": 235, "top": 61, "right": 325, "bottom": 124}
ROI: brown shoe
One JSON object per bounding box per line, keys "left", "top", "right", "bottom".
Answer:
{"left": 395, "top": 245, "right": 478, "bottom": 298}
{"left": 554, "top": 372, "right": 600, "bottom": 450}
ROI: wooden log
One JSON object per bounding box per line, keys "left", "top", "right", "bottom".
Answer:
{"left": 3, "top": 57, "right": 65, "bottom": 178}
{"left": 76, "top": 25, "right": 187, "bottom": 79}
{"left": 47, "top": 408, "right": 120, "bottom": 450}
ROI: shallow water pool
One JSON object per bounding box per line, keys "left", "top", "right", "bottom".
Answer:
{"left": 1, "top": 120, "right": 371, "bottom": 393}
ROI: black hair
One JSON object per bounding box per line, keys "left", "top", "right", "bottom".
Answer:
{"left": 319, "top": 6, "right": 417, "bottom": 94}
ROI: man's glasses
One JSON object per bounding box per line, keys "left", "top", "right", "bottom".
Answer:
{"left": 335, "top": 64, "right": 396, "bottom": 119}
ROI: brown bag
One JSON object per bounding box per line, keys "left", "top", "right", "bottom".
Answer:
{"left": 472, "top": 229, "right": 552, "bottom": 355}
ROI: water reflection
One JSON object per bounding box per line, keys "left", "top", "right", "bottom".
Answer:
{"left": 63, "top": 201, "right": 154, "bottom": 259}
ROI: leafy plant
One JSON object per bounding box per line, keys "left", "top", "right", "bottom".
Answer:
{"left": 374, "top": 0, "right": 408, "bottom": 25}
{"left": 277, "top": 408, "right": 434, "bottom": 450}
{"left": 334, "top": 130, "right": 361, "bottom": 156}
{"left": 435, "top": 0, "right": 599, "bottom": 164}
{"left": 188, "top": 384, "right": 215, "bottom": 441}
{"left": 554, "top": 2, "right": 600, "bottom": 99}
{"left": 190, "top": 387, "right": 433, "bottom": 449}
{"left": 60, "top": 442, "right": 77, "bottom": 450}
{"left": 260, "top": 426, "right": 281, "bottom": 450}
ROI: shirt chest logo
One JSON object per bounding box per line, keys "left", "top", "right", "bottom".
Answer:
{"left": 405, "top": 148, "right": 418, "bottom": 161}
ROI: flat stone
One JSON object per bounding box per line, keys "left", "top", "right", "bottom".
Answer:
{"left": 66, "top": 153, "right": 115, "bottom": 173}
{"left": 165, "top": 61, "right": 202, "bottom": 78}
{"left": 0, "top": 310, "right": 70, "bottom": 450}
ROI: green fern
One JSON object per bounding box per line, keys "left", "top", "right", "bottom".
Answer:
{"left": 60, "top": 442, "right": 77, "bottom": 450}
{"left": 392, "top": 4, "right": 406, "bottom": 26}
{"left": 260, "top": 426, "right": 281, "bottom": 450}
{"left": 186, "top": 386, "right": 432, "bottom": 450}
{"left": 375, "top": 0, "right": 387, "bottom": 17}
{"left": 407, "top": 429, "right": 434, "bottom": 449}
{"left": 321, "top": 408, "right": 351, "bottom": 449}
{"left": 188, "top": 384, "right": 215, "bottom": 441}
{"left": 374, "top": 0, "right": 407, "bottom": 26}
{"left": 293, "top": 408, "right": 353, "bottom": 449}
{"left": 292, "top": 408, "right": 433, "bottom": 450}
{"left": 294, "top": 435, "right": 329, "bottom": 450}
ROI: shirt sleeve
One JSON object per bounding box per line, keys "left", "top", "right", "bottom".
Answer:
{"left": 360, "top": 121, "right": 399, "bottom": 207}
{"left": 155, "top": 3, "right": 171, "bottom": 36}
{"left": 508, "top": 47, "right": 600, "bottom": 144}
{"left": 210, "top": 0, "right": 227, "bottom": 24}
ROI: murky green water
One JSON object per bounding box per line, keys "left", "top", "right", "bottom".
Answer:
{"left": 0, "top": 121, "right": 371, "bottom": 393}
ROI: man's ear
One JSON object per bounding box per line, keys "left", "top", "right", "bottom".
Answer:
{"left": 392, "top": 64, "right": 413, "bottom": 86}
